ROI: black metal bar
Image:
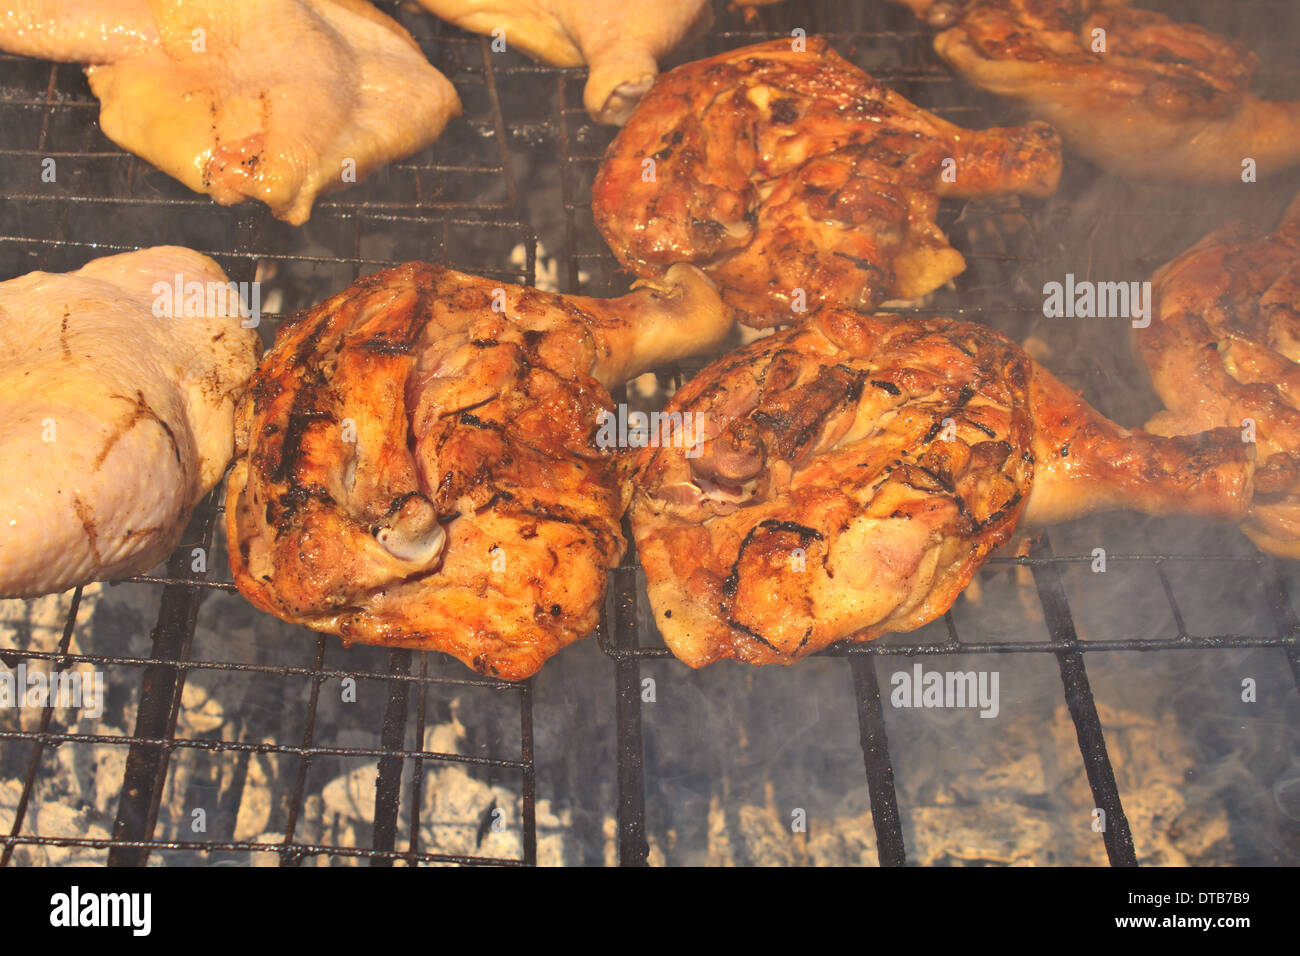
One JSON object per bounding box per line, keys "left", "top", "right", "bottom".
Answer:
{"left": 406, "top": 655, "right": 430, "bottom": 862}
{"left": 1028, "top": 536, "right": 1138, "bottom": 867}
{"left": 596, "top": 632, "right": 1299, "bottom": 661}
{"left": 479, "top": 34, "right": 517, "bottom": 211}
{"left": 609, "top": 522, "right": 649, "bottom": 866}
{"left": 1261, "top": 561, "right": 1300, "bottom": 695}
{"left": 211, "top": 745, "right": 251, "bottom": 850}
{"left": 519, "top": 680, "right": 538, "bottom": 866}
{"left": 0, "top": 730, "right": 531, "bottom": 767}
{"left": 614, "top": 651, "right": 649, "bottom": 867}
{"left": 849, "top": 656, "right": 907, "bottom": 866}
{"left": 278, "top": 638, "right": 327, "bottom": 867}
{"left": 555, "top": 72, "right": 581, "bottom": 296}
{"left": 3, "top": 833, "right": 527, "bottom": 867}
{"left": 1150, "top": 558, "right": 1190, "bottom": 639}
{"left": 603, "top": 363, "right": 650, "bottom": 868}
{"left": 106, "top": 490, "right": 218, "bottom": 867}
{"left": 0, "top": 646, "right": 529, "bottom": 688}
{"left": 370, "top": 649, "right": 413, "bottom": 865}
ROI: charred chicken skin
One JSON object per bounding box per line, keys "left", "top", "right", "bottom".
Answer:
{"left": 894, "top": 0, "right": 1300, "bottom": 183}
{"left": 227, "top": 262, "right": 728, "bottom": 680}
{"left": 1137, "top": 196, "right": 1300, "bottom": 558}
{"left": 592, "top": 38, "right": 1062, "bottom": 329}
{"left": 631, "top": 309, "right": 1252, "bottom": 668}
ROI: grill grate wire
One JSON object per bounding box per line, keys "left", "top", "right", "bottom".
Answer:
{"left": 0, "top": 0, "right": 1296, "bottom": 867}
{"left": 0, "top": 13, "right": 539, "bottom": 867}
{"left": 549, "top": 1, "right": 1300, "bottom": 866}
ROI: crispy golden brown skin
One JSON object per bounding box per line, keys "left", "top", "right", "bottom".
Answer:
{"left": 631, "top": 309, "right": 1252, "bottom": 668}
{"left": 895, "top": 0, "right": 1300, "bottom": 182}
{"left": 592, "top": 37, "right": 1062, "bottom": 329}
{"left": 227, "top": 262, "right": 728, "bottom": 679}
{"left": 1136, "top": 197, "right": 1300, "bottom": 558}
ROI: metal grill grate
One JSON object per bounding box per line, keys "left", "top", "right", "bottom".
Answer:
{"left": 1, "top": 0, "right": 1298, "bottom": 868}
{"left": 0, "top": 8, "right": 542, "bottom": 867}
{"left": 546, "top": 1, "right": 1300, "bottom": 866}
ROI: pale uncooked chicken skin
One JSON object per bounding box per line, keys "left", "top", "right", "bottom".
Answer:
{"left": 415, "top": 0, "right": 711, "bottom": 123}
{"left": 0, "top": 1, "right": 462, "bottom": 223}
{"left": 0, "top": 247, "right": 260, "bottom": 597}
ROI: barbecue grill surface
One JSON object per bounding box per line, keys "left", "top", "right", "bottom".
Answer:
{"left": 0, "top": 0, "right": 1298, "bottom": 867}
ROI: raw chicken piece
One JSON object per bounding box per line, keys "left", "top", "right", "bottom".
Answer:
{"left": 0, "top": 1, "right": 462, "bottom": 224}
{"left": 0, "top": 1, "right": 156, "bottom": 60}
{"left": 0, "top": 247, "right": 260, "bottom": 597}
{"left": 1136, "top": 195, "right": 1300, "bottom": 558}
{"left": 226, "top": 262, "right": 729, "bottom": 680}
{"left": 415, "top": 0, "right": 710, "bottom": 123}
{"left": 593, "top": 38, "right": 1062, "bottom": 328}
{"left": 894, "top": 0, "right": 1300, "bottom": 182}
{"left": 631, "top": 309, "right": 1252, "bottom": 668}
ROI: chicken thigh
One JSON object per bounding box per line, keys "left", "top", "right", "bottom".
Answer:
{"left": 593, "top": 38, "right": 1062, "bottom": 328}
{"left": 0, "top": 247, "right": 260, "bottom": 597}
{"left": 415, "top": 0, "right": 710, "bottom": 123}
{"left": 631, "top": 308, "right": 1252, "bottom": 668}
{"left": 1136, "top": 195, "right": 1300, "bottom": 557}
{"left": 227, "top": 262, "right": 729, "bottom": 679}
{"left": 0, "top": 0, "right": 462, "bottom": 224}
{"left": 894, "top": 0, "right": 1300, "bottom": 182}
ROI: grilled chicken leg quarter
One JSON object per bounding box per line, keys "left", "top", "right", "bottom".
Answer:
{"left": 593, "top": 38, "right": 1062, "bottom": 328}
{"left": 631, "top": 310, "right": 1253, "bottom": 669}
{"left": 226, "top": 263, "right": 728, "bottom": 680}
{"left": 893, "top": 0, "right": 1300, "bottom": 182}
{"left": 1136, "top": 195, "right": 1300, "bottom": 558}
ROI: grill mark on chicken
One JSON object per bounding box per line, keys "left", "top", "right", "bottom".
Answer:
{"left": 96, "top": 390, "right": 181, "bottom": 470}
{"left": 631, "top": 308, "right": 1252, "bottom": 669}
{"left": 71, "top": 494, "right": 101, "bottom": 566}
{"left": 759, "top": 520, "right": 825, "bottom": 540}
{"left": 720, "top": 514, "right": 827, "bottom": 602}
{"left": 271, "top": 406, "right": 333, "bottom": 486}
{"left": 725, "top": 617, "right": 776, "bottom": 649}
{"left": 458, "top": 412, "right": 497, "bottom": 430}
{"left": 360, "top": 337, "right": 415, "bottom": 355}
{"left": 120, "top": 524, "right": 166, "bottom": 544}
